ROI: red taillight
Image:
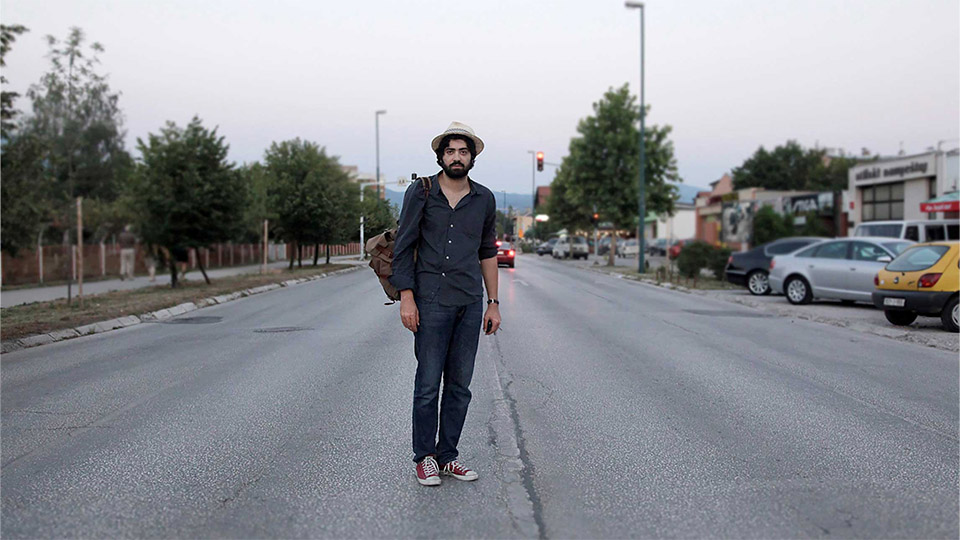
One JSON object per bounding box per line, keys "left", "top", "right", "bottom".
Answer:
{"left": 508, "top": 250, "right": 515, "bottom": 256}
{"left": 874, "top": 274, "right": 879, "bottom": 286}
{"left": 496, "top": 241, "right": 502, "bottom": 247}
{"left": 918, "top": 273, "right": 942, "bottom": 288}
{"left": 769, "top": 259, "right": 776, "bottom": 270}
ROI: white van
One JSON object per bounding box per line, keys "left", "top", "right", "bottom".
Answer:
{"left": 854, "top": 220, "right": 959, "bottom": 242}
{"left": 552, "top": 235, "right": 590, "bottom": 260}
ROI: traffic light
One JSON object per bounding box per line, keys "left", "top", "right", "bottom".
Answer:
{"left": 536, "top": 151, "right": 544, "bottom": 172}
{"left": 591, "top": 212, "right": 599, "bottom": 225}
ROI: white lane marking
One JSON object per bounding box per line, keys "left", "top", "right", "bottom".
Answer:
{"left": 515, "top": 280, "right": 530, "bottom": 287}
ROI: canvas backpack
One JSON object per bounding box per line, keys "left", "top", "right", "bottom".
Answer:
{"left": 365, "top": 176, "right": 432, "bottom": 304}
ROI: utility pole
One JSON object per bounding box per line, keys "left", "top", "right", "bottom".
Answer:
{"left": 76, "top": 197, "right": 84, "bottom": 307}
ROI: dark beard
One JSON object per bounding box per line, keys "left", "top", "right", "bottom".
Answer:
{"left": 441, "top": 160, "right": 472, "bottom": 179}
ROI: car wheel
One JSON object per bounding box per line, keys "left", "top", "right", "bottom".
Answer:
{"left": 509, "top": 261, "right": 515, "bottom": 268}
{"left": 942, "top": 296, "right": 959, "bottom": 333}
{"left": 785, "top": 276, "right": 812, "bottom": 305}
{"left": 884, "top": 310, "right": 917, "bottom": 326}
{"left": 746, "top": 271, "right": 770, "bottom": 296}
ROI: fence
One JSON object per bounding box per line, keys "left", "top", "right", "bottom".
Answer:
{"left": 1, "top": 242, "right": 361, "bottom": 287}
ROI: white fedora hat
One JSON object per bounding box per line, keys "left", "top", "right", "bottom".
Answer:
{"left": 431, "top": 121, "right": 484, "bottom": 156}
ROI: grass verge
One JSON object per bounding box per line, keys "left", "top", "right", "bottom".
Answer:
{"left": 1, "top": 264, "right": 352, "bottom": 342}
{"left": 592, "top": 264, "right": 740, "bottom": 291}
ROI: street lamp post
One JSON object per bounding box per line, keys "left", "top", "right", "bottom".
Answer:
{"left": 375, "top": 110, "right": 386, "bottom": 200}
{"left": 625, "top": 1, "right": 646, "bottom": 274}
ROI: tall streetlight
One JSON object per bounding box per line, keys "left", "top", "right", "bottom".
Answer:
{"left": 375, "top": 110, "right": 387, "bottom": 199}
{"left": 625, "top": 1, "right": 646, "bottom": 273}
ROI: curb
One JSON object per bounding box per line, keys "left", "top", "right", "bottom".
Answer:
{"left": 578, "top": 264, "right": 958, "bottom": 353}
{"left": 0, "top": 266, "right": 363, "bottom": 355}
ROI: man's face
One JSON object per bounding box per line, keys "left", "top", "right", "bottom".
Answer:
{"left": 440, "top": 139, "right": 473, "bottom": 179}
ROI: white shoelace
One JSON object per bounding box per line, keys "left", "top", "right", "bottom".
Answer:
{"left": 421, "top": 457, "right": 439, "bottom": 476}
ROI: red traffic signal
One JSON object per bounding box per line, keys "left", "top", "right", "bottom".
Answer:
{"left": 536, "top": 152, "right": 544, "bottom": 172}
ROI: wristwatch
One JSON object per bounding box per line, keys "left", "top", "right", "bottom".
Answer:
{"left": 487, "top": 298, "right": 499, "bottom": 305}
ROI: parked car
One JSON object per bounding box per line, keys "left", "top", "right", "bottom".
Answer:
{"left": 768, "top": 237, "right": 914, "bottom": 305}
{"left": 496, "top": 241, "right": 516, "bottom": 268}
{"left": 872, "top": 242, "right": 959, "bottom": 332}
{"left": 536, "top": 238, "right": 558, "bottom": 256}
{"left": 619, "top": 239, "right": 640, "bottom": 258}
{"left": 647, "top": 238, "right": 669, "bottom": 256}
{"left": 553, "top": 235, "right": 589, "bottom": 259}
{"left": 668, "top": 238, "right": 695, "bottom": 259}
{"left": 725, "top": 237, "right": 828, "bottom": 295}
{"left": 854, "top": 220, "right": 959, "bottom": 242}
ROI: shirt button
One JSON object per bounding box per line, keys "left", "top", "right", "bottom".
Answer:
{"left": 448, "top": 240, "right": 452, "bottom": 244}
{"left": 445, "top": 256, "right": 449, "bottom": 260}
{"left": 450, "top": 224, "right": 454, "bottom": 228}
{"left": 442, "top": 273, "right": 446, "bottom": 277}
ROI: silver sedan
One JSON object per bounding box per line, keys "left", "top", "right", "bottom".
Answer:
{"left": 769, "top": 237, "right": 914, "bottom": 305}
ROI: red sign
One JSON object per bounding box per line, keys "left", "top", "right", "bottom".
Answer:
{"left": 920, "top": 201, "right": 959, "bottom": 212}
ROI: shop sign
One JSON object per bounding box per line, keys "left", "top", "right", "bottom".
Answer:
{"left": 787, "top": 193, "right": 834, "bottom": 216}
{"left": 851, "top": 153, "right": 936, "bottom": 186}
{"left": 920, "top": 200, "right": 959, "bottom": 212}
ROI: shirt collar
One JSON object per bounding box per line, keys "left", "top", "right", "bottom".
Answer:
{"left": 432, "top": 172, "right": 477, "bottom": 195}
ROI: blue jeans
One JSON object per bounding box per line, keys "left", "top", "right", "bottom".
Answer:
{"left": 412, "top": 298, "right": 483, "bottom": 464}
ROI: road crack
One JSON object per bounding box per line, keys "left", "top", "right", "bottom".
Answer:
{"left": 488, "top": 336, "right": 548, "bottom": 539}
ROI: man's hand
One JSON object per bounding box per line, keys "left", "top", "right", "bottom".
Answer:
{"left": 483, "top": 303, "right": 501, "bottom": 335}
{"left": 400, "top": 291, "right": 419, "bottom": 333}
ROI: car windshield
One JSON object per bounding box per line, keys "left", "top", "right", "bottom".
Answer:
{"left": 886, "top": 245, "right": 950, "bottom": 272}
{"left": 856, "top": 224, "right": 903, "bottom": 237}
{"left": 572, "top": 237, "right": 587, "bottom": 244}
{"left": 882, "top": 241, "right": 913, "bottom": 255}
{"left": 499, "top": 243, "right": 513, "bottom": 250}
{"left": 547, "top": 238, "right": 558, "bottom": 245}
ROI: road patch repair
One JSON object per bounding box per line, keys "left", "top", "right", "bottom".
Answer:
{"left": 581, "top": 264, "right": 958, "bottom": 353}
{"left": 0, "top": 267, "right": 361, "bottom": 355}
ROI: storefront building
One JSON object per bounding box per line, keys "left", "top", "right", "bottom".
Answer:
{"left": 845, "top": 149, "right": 959, "bottom": 235}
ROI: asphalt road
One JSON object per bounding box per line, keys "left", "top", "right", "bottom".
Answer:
{"left": 2, "top": 253, "right": 957, "bottom": 538}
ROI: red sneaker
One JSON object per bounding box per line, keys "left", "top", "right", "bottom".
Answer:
{"left": 440, "top": 460, "right": 478, "bottom": 481}
{"left": 416, "top": 456, "right": 441, "bottom": 486}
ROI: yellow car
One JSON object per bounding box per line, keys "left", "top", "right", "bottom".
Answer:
{"left": 872, "top": 241, "right": 959, "bottom": 332}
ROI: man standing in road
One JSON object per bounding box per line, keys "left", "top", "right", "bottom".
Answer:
{"left": 390, "top": 122, "right": 502, "bottom": 487}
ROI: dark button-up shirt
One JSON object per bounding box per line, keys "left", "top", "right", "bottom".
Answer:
{"left": 389, "top": 173, "right": 498, "bottom": 306}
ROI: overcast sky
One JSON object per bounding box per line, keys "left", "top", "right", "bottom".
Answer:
{"left": 2, "top": 0, "right": 958, "bottom": 195}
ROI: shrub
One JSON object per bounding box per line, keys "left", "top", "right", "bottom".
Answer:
{"left": 676, "top": 241, "right": 712, "bottom": 278}
{"left": 753, "top": 205, "right": 792, "bottom": 245}
{"left": 708, "top": 245, "right": 733, "bottom": 279}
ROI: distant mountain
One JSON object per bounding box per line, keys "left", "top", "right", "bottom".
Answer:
{"left": 384, "top": 187, "right": 534, "bottom": 214}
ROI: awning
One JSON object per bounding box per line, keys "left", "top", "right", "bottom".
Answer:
{"left": 920, "top": 191, "right": 959, "bottom": 213}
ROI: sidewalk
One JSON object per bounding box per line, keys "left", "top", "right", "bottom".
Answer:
{"left": 1, "top": 256, "right": 366, "bottom": 308}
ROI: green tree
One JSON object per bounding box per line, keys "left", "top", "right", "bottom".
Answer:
{"left": 264, "top": 138, "right": 353, "bottom": 268}
{"left": 310, "top": 165, "right": 357, "bottom": 265}
{"left": 359, "top": 189, "right": 398, "bottom": 241}
{"left": 548, "top": 84, "right": 680, "bottom": 265}
{"left": 238, "top": 162, "right": 274, "bottom": 243}
{"left": 1, "top": 24, "right": 28, "bottom": 137}
{"left": 1, "top": 132, "right": 49, "bottom": 255}
{"left": 732, "top": 141, "right": 855, "bottom": 192}
{"left": 16, "top": 27, "right": 132, "bottom": 259}
{"left": 752, "top": 205, "right": 794, "bottom": 245}
{"left": 128, "top": 117, "right": 246, "bottom": 287}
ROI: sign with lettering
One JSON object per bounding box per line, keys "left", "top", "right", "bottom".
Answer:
{"left": 850, "top": 153, "right": 936, "bottom": 186}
